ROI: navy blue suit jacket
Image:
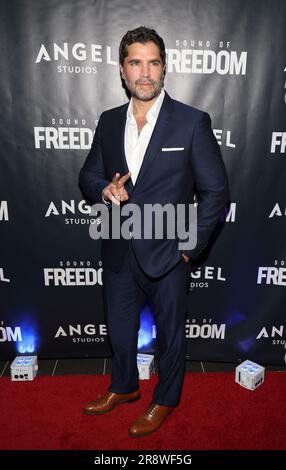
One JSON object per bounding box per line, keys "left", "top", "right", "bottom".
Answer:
{"left": 79, "top": 92, "right": 229, "bottom": 276}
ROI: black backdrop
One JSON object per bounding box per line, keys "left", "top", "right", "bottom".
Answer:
{"left": 0, "top": 0, "right": 285, "bottom": 364}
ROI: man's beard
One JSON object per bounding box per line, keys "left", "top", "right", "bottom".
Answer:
{"left": 124, "top": 75, "right": 164, "bottom": 102}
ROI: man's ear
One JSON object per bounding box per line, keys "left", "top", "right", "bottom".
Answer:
{"left": 120, "top": 65, "right": 125, "bottom": 79}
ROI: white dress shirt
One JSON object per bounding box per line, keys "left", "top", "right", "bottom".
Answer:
{"left": 102, "top": 89, "right": 165, "bottom": 203}
{"left": 125, "top": 89, "right": 165, "bottom": 185}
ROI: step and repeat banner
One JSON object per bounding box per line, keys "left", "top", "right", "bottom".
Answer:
{"left": 0, "top": 0, "right": 285, "bottom": 363}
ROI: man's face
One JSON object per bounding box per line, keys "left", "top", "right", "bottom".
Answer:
{"left": 120, "top": 41, "right": 165, "bottom": 102}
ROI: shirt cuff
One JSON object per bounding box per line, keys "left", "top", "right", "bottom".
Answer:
{"left": 102, "top": 189, "right": 111, "bottom": 205}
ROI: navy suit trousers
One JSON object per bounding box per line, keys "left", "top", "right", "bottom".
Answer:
{"left": 103, "top": 241, "right": 189, "bottom": 406}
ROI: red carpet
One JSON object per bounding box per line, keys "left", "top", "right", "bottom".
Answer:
{"left": 0, "top": 372, "right": 285, "bottom": 450}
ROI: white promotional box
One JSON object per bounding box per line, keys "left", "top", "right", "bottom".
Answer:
{"left": 10, "top": 356, "right": 38, "bottom": 381}
{"left": 235, "top": 360, "right": 265, "bottom": 390}
{"left": 137, "top": 353, "right": 155, "bottom": 380}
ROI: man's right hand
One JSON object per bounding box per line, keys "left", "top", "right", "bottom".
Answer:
{"left": 102, "top": 172, "right": 131, "bottom": 206}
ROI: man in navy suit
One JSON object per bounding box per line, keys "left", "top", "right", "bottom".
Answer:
{"left": 79, "top": 26, "right": 229, "bottom": 437}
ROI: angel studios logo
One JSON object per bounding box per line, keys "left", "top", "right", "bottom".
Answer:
{"left": 213, "top": 128, "right": 236, "bottom": 151}
{"left": 257, "top": 324, "right": 286, "bottom": 348}
{"left": 34, "top": 41, "right": 118, "bottom": 74}
{"left": 44, "top": 199, "right": 100, "bottom": 226}
{"left": 190, "top": 266, "right": 227, "bottom": 290}
{"left": 54, "top": 322, "right": 107, "bottom": 344}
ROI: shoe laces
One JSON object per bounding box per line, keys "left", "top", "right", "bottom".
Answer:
{"left": 147, "top": 403, "right": 159, "bottom": 416}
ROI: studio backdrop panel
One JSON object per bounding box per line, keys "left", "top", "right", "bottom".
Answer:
{"left": 0, "top": 0, "right": 285, "bottom": 363}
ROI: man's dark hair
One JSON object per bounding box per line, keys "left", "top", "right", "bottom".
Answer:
{"left": 119, "top": 26, "right": 166, "bottom": 66}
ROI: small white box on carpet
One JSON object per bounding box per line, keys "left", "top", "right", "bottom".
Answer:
{"left": 137, "top": 353, "right": 154, "bottom": 379}
{"left": 10, "top": 355, "right": 38, "bottom": 381}
{"left": 235, "top": 360, "right": 265, "bottom": 390}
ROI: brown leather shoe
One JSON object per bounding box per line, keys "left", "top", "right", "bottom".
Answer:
{"left": 84, "top": 390, "right": 141, "bottom": 415}
{"left": 129, "top": 403, "right": 174, "bottom": 437}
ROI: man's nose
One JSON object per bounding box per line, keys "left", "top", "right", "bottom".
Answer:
{"left": 141, "top": 64, "right": 150, "bottom": 77}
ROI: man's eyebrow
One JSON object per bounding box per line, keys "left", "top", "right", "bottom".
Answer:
{"left": 127, "top": 58, "right": 161, "bottom": 62}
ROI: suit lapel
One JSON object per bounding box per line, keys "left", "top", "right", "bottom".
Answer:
{"left": 118, "top": 92, "right": 174, "bottom": 194}
{"left": 118, "top": 104, "right": 134, "bottom": 191}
